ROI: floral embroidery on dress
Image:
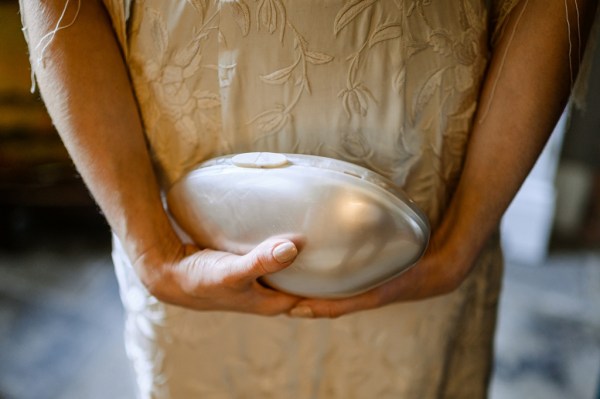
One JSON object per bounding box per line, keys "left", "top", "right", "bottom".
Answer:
{"left": 128, "top": 2, "right": 222, "bottom": 183}
{"left": 186, "top": 0, "right": 210, "bottom": 21}
{"left": 230, "top": 0, "right": 250, "bottom": 36}
{"left": 334, "top": 0, "right": 402, "bottom": 119}
{"left": 257, "top": 0, "right": 286, "bottom": 40}
{"left": 124, "top": 0, "right": 489, "bottom": 217}
{"left": 333, "top": 0, "right": 378, "bottom": 35}
{"left": 100, "top": 1, "right": 508, "bottom": 397}
{"left": 245, "top": 3, "right": 334, "bottom": 138}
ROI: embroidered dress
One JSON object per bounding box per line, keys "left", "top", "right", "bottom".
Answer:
{"left": 103, "top": 1, "right": 518, "bottom": 397}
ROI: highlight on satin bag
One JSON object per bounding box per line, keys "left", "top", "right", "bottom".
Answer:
{"left": 166, "top": 152, "right": 430, "bottom": 298}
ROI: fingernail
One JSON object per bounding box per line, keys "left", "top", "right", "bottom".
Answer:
{"left": 289, "top": 305, "right": 314, "bottom": 318}
{"left": 273, "top": 242, "right": 297, "bottom": 264}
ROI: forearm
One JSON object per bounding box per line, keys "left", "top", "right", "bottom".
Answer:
{"left": 21, "top": 0, "right": 180, "bottom": 268}
{"left": 436, "top": 0, "right": 595, "bottom": 283}
{"left": 20, "top": 1, "right": 303, "bottom": 315}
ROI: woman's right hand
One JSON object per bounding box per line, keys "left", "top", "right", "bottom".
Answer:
{"left": 132, "top": 238, "right": 303, "bottom": 316}
{"left": 19, "top": 0, "right": 301, "bottom": 317}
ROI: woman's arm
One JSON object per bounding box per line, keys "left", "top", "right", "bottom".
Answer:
{"left": 21, "top": 0, "right": 302, "bottom": 315}
{"left": 289, "top": 0, "right": 597, "bottom": 318}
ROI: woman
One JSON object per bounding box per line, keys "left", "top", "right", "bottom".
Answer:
{"left": 20, "top": 0, "right": 594, "bottom": 397}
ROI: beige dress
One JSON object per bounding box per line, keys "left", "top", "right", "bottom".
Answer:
{"left": 103, "top": 1, "right": 517, "bottom": 397}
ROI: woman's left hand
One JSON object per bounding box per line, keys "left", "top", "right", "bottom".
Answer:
{"left": 288, "top": 0, "right": 598, "bottom": 319}
{"left": 287, "top": 241, "right": 470, "bottom": 318}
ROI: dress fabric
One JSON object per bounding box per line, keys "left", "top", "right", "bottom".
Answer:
{"left": 103, "top": 1, "right": 516, "bottom": 397}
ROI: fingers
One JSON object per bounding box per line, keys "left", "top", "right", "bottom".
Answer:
{"left": 289, "top": 290, "right": 383, "bottom": 319}
{"left": 233, "top": 238, "right": 299, "bottom": 280}
{"left": 166, "top": 239, "right": 301, "bottom": 315}
{"left": 287, "top": 279, "right": 407, "bottom": 318}
{"left": 221, "top": 239, "right": 301, "bottom": 314}
{"left": 243, "top": 281, "right": 303, "bottom": 316}
{"left": 285, "top": 263, "right": 429, "bottom": 318}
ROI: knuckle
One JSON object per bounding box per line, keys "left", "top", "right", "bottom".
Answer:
{"left": 203, "top": 252, "right": 241, "bottom": 287}
{"left": 250, "top": 251, "right": 275, "bottom": 276}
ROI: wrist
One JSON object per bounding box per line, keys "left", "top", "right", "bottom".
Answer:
{"left": 426, "top": 208, "right": 491, "bottom": 290}
{"left": 120, "top": 210, "right": 183, "bottom": 278}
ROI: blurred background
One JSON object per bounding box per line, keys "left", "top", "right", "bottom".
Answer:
{"left": 1, "top": 1, "right": 599, "bottom": 398}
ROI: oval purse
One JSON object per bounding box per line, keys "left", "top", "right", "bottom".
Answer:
{"left": 167, "top": 152, "right": 430, "bottom": 298}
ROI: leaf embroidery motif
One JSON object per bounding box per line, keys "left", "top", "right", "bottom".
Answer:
{"left": 393, "top": 66, "right": 406, "bottom": 94}
{"left": 452, "top": 64, "right": 474, "bottom": 92}
{"left": 259, "top": 56, "right": 301, "bottom": 85}
{"left": 397, "top": 126, "right": 421, "bottom": 156}
{"left": 249, "top": 4, "right": 332, "bottom": 136}
{"left": 462, "top": 0, "right": 481, "bottom": 30}
{"left": 186, "top": 0, "right": 208, "bottom": 23}
{"left": 368, "top": 23, "right": 402, "bottom": 48}
{"left": 194, "top": 90, "right": 221, "bottom": 109}
{"left": 428, "top": 31, "right": 453, "bottom": 56}
{"left": 414, "top": 68, "right": 445, "bottom": 122}
{"left": 407, "top": 0, "right": 431, "bottom": 18}
{"left": 257, "top": 0, "right": 286, "bottom": 41}
{"left": 174, "top": 40, "right": 202, "bottom": 70}
{"left": 305, "top": 51, "right": 334, "bottom": 65}
{"left": 248, "top": 105, "right": 291, "bottom": 134}
{"left": 338, "top": 84, "right": 375, "bottom": 118}
{"left": 146, "top": 8, "right": 168, "bottom": 57}
{"left": 341, "top": 131, "right": 372, "bottom": 158}
{"left": 336, "top": 2, "right": 402, "bottom": 118}
{"left": 231, "top": 0, "right": 250, "bottom": 36}
{"left": 334, "top": 0, "right": 378, "bottom": 35}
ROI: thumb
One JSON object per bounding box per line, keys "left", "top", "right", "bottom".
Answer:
{"left": 235, "top": 238, "right": 298, "bottom": 280}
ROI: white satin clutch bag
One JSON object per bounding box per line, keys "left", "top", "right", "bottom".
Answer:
{"left": 167, "top": 152, "right": 430, "bottom": 298}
